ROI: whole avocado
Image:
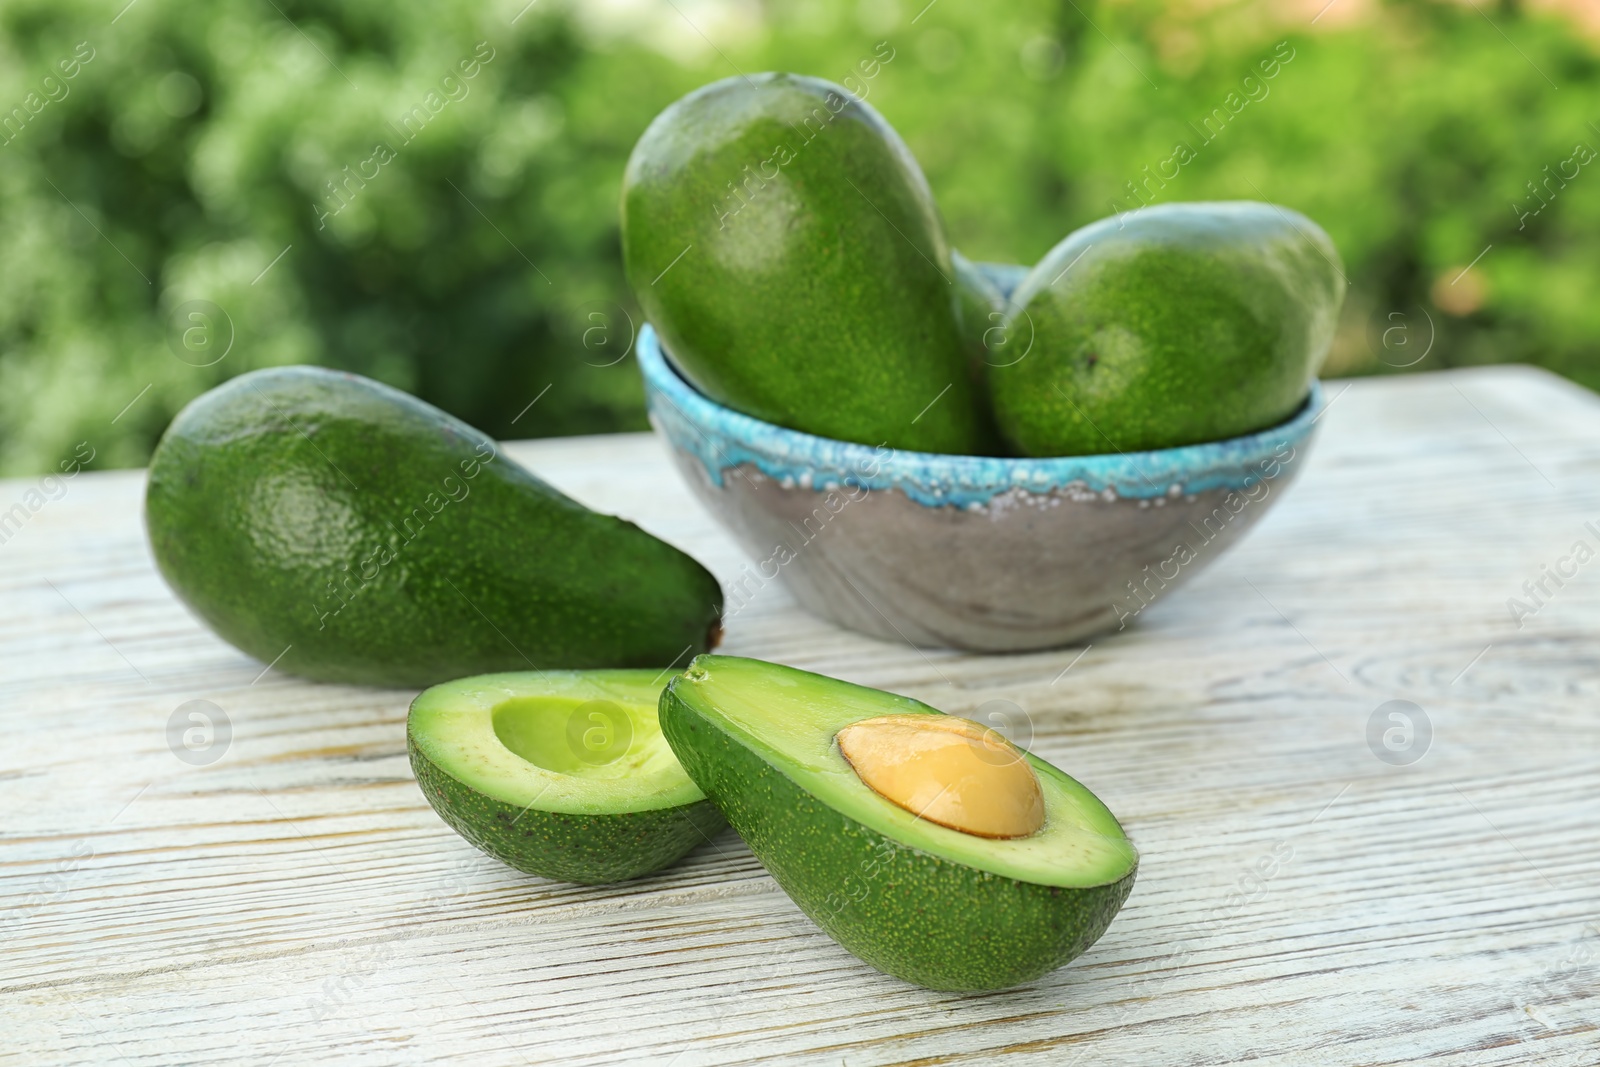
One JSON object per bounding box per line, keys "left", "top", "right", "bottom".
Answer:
{"left": 945, "top": 251, "right": 1011, "bottom": 449}
{"left": 990, "top": 201, "right": 1344, "bottom": 456}
{"left": 952, "top": 250, "right": 1005, "bottom": 381}
{"left": 622, "top": 72, "right": 995, "bottom": 456}
{"left": 145, "top": 367, "right": 723, "bottom": 687}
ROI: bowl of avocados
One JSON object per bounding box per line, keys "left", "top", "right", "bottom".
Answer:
{"left": 623, "top": 72, "right": 1342, "bottom": 652}
{"left": 642, "top": 326, "right": 1323, "bottom": 651}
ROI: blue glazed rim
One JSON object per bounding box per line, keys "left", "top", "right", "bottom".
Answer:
{"left": 638, "top": 324, "right": 1324, "bottom": 509}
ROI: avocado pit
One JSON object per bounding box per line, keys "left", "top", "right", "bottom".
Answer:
{"left": 835, "top": 714, "right": 1044, "bottom": 839}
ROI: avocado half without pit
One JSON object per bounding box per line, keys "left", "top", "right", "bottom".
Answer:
{"left": 660, "top": 656, "right": 1138, "bottom": 992}
{"left": 408, "top": 671, "right": 725, "bottom": 885}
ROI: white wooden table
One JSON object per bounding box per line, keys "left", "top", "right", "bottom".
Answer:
{"left": 4, "top": 366, "right": 1598, "bottom": 1066}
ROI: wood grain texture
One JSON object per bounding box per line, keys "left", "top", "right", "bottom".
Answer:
{"left": 2, "top": 365, "right": 1598, "bottom": 1066}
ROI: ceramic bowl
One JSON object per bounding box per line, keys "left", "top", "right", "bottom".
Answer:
{"left": 638, "top": 325, "right": 1324, "bottom": 652}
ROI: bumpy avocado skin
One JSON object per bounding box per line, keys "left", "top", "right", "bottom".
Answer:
{"left": 952, "top": 251, "right": 1005, "bottom": 371}
{"left": 622, "top": 72, "right": 995, "bottom": 456}
{"left": 660, "top": 680, "right": 1137, "bottom": 992}
{"left": 145, "top": 366, "right": 723, "bottom": 687}
{"left": 949, "top": 251, "right": 1010, "bottom": 453}
{"left": 991, "top": 201, "right": 1344, "bottom": 456}
{"left": 408, "top": 742, "right": 725, "bottom": 884}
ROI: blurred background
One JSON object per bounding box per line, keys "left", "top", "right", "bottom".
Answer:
{"left": 0, "top": 0, "right": 1595, "bottom": 475}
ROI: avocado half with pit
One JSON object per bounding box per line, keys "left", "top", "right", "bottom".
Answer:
{"left": 409, "top": 671, "right": 725, "bottom": 885}
{"left": 660, "top": 656, "right": 1138, "bottom": 991}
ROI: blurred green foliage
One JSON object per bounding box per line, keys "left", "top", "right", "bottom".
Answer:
{"left": 0, "top": 0, "right": 1595, "bottom": 475}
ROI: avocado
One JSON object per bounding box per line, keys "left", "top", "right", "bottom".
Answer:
{"left": 951, "top": 251, "right": 1003, "bottom": 369}
{"left": 965, "top": 256, "right": 1030, "bottom": 304}
{"left": 145, "top": 367, "right": 723, "bottom": 688}
{"left": 660, "top": 655, "right": 1137, "bottom": 991}
{"left": 989, "top": 201, "right": 1344, "bottom": 456}
{"left": 410, "top": 670, "right": 725, "bottom": 884}
{"left": 949, "top": 251, "right": 1011, "bottom": 452}
{"left": 622, "top": 73, "right": 995, "bottom": 456}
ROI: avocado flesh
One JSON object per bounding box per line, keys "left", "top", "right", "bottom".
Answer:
{"left": 622, "top": 72, "right": 996, "bottom": 456}
{"left": 145, "top": 366, "right": 723, "bottom": 687}
{"left": 990, "top": 200, "right": 1344, "bottom": 457}
{"left": 410, "top": 670, "right": 725, "bottom": 884}
{"left": 660, "top": 655, "right": 1138, "bottom": 991}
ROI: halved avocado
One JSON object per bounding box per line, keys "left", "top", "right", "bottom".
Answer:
{"left": 660, "top": 655, "right": 1138, "bottom": 991}
{"left": 409, "top": 671, "right": 725, "bottom": 885}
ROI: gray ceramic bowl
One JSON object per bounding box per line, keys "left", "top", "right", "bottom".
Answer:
{"left": 639, "top": 325, "right": 1323, "bottom": 652}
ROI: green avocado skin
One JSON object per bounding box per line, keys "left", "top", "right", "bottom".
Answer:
{"left": 659, "top": 682, "right": 1136, "bottom": 992}
{"left": 408, "top": 742, "right": 725, "bottom": 884}
{"left": 145, "top": 366, "right": 723, "bottom": 688}
{"left": 991, "top": 201, "right": 1344, "bottom": 456}
{"left": 949, "top": 251, "right": 1009, "bottom": 452}
{"left": 622, "top": 72, "right": 995, "bottom": 456}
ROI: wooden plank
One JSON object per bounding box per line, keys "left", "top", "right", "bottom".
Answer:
{"left": 2, "top": 365, "right": 1598, "bottom": 1065}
